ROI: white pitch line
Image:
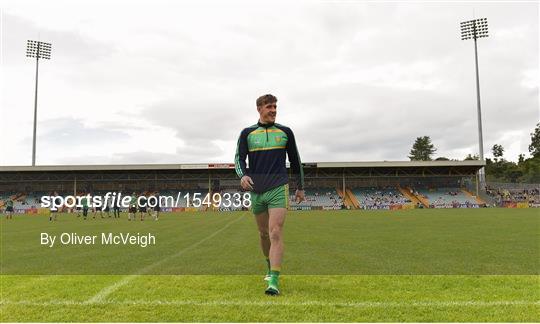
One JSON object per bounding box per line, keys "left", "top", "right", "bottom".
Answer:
{"left": 85, "top": 215, "right": 244, "bottom": 304}
{"left": 1, "top": 300, "right": 538, "bottom": 308}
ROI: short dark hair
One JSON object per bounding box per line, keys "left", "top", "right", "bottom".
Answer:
{"left": 256, "top": 94, "right": 277, "bottom": 107}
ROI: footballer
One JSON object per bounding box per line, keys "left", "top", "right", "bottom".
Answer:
{"left": 235, "top": 94, "right": 305, "bottom": 295}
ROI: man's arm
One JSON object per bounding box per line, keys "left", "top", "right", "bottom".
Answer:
{"left": 234, "top": 129, "right": 248, "bottom": 179}
{"left": 285, "top": 128, "right": 304, "bottom": 190}
{"left": 235, "top": 129, "right": 255, "bottom": 190}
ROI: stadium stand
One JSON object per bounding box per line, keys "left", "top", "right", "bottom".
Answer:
{"left": 217, "top": 188, "right": 245, "bottom": 211}
{"left": 416, "top": 187, "right": 480, "bottom": 208}
{"left": 0, "top": 186, "right": 521, "bottom": 213}
{"left": 352, "top": 187, "right": 412, "bottom": 210}
{"left": 485, "top": 184, "right": 540, "bottom": 207}
{"left": 289, "top": 188, "right": 343, "bottom": 210}
{"left": 2, "top": 161, "right": 537, "bottom": 213}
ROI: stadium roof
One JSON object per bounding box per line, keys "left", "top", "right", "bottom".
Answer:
{"left": 0, "top": 160, "right": 485, "bottom": 172}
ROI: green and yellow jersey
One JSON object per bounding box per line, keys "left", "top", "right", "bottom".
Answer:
{"left": 235, "top": 121, "right": 304, "bottom": 193}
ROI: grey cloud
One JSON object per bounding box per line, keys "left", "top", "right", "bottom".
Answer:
{"left": 2, "top": 12, "right": 115, "bottom": 66}
{"left": 38, "top": 117, "right": 131, "bottom": 148}
{"left": 108, "top": 142, "right": 225, "bottom": 164}
{"left": 140, "top": 98, "right": 255, "bottom": 141}
{"left": 109, "top": 151, "right": 180, "bottom": 164}
{"left": 290, "top": 77, "right": 537, "bottom": 161}
{"left": 2, "top": 2, "right": 538, "bottom": 165}
{"left": 56, "top": 151, "right": 178, "bottom": 165}
{"left": 177, "top": 140, "right": 226, "bottom": 162}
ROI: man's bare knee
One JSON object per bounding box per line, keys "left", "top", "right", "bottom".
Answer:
{"left": 269, "top": 226, "right": 282, "bottom": 242}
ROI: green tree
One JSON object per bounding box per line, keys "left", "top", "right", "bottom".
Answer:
{"left": 485, "top": 158, "right": 514, "bottom": 181}
{"left": 518, "top": 153, "right": 525, "bottom": 164}
{"left": 529, "top": 123, "right": 540, "bottom": 158}
{"left": 435, "top": 157, "right": 449, "bottom": 161}
{"left": 484, "top": 125, "right": 540, "bottom": 182}
{"left": 408, "top": 136, "right": 436, "bottom": 161}
{"left": 492, "top": 144, "right": 504, "bottom": 162}
{"left": 503, "top": 163, "right": 523, "bottom": 183}
{"left": 519, "top": 156, "right": 540, "bottom": 183}
{"left": 464, "top": 154, "right": 479, "bottom": 160}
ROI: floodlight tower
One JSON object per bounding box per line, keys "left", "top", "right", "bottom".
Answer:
{"left": 460, "top": 18, "right": 488, "bottom": 189}
{"left": 26, "top": 40, "right": 52, "bottom": 166}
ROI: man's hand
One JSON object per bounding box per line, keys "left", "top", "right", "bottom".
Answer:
{"left": 240, "top": 175, "right": 254, "bottom": 190}
{"left": 295, "top": 189, "right": 305, "bottom": 204}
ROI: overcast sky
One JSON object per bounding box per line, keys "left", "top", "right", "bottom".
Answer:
{"left": 0, "top": 0, "right": 538, "bottom": 166}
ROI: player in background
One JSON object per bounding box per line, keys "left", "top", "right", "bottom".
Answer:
{"left": 113, "top": 191, "right": 121, "bottom": 218}
{"left": 49, "top": 192, "right": 61, "bottom": 221}
{"left": 104, "top": 198, "right": 111, "bottom": 218}
{"left": 92, "top": 194, "right": 103, "bottom": 219}
{"left": 139, "top": 194, "right": 147, "bottom": 221}
{"left": 81, "top": 195, "right": 89, "bottom": 220}
{"left": 146, "top": 193, "right": 153, "bottom": 219}
{"left": 152, "top": 191, "right": 160, "bottom": 221}
{"left": 4, "top": 197, "right": 14, "bottom": 220}
{"left": 75, "top": 201, "right": 82, "bottom": 217}
{"left": 128, "top": 192, "right": 137, "bottom": 221}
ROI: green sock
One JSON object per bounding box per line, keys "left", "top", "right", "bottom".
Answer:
{"left": 270, "top": 268, "right": 280, "bottom": 278}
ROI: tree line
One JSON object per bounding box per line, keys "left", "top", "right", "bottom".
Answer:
{"left": 408, "top": 123, "right": 540, "bottom": 183}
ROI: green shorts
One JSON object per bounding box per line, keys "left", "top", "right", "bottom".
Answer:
{"left": 251, "top": 184, "right": 289, "bottom": 215}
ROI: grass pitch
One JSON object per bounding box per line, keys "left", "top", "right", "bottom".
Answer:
{"left": 1, "top": 208, "right": 539, "bottom": 322}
